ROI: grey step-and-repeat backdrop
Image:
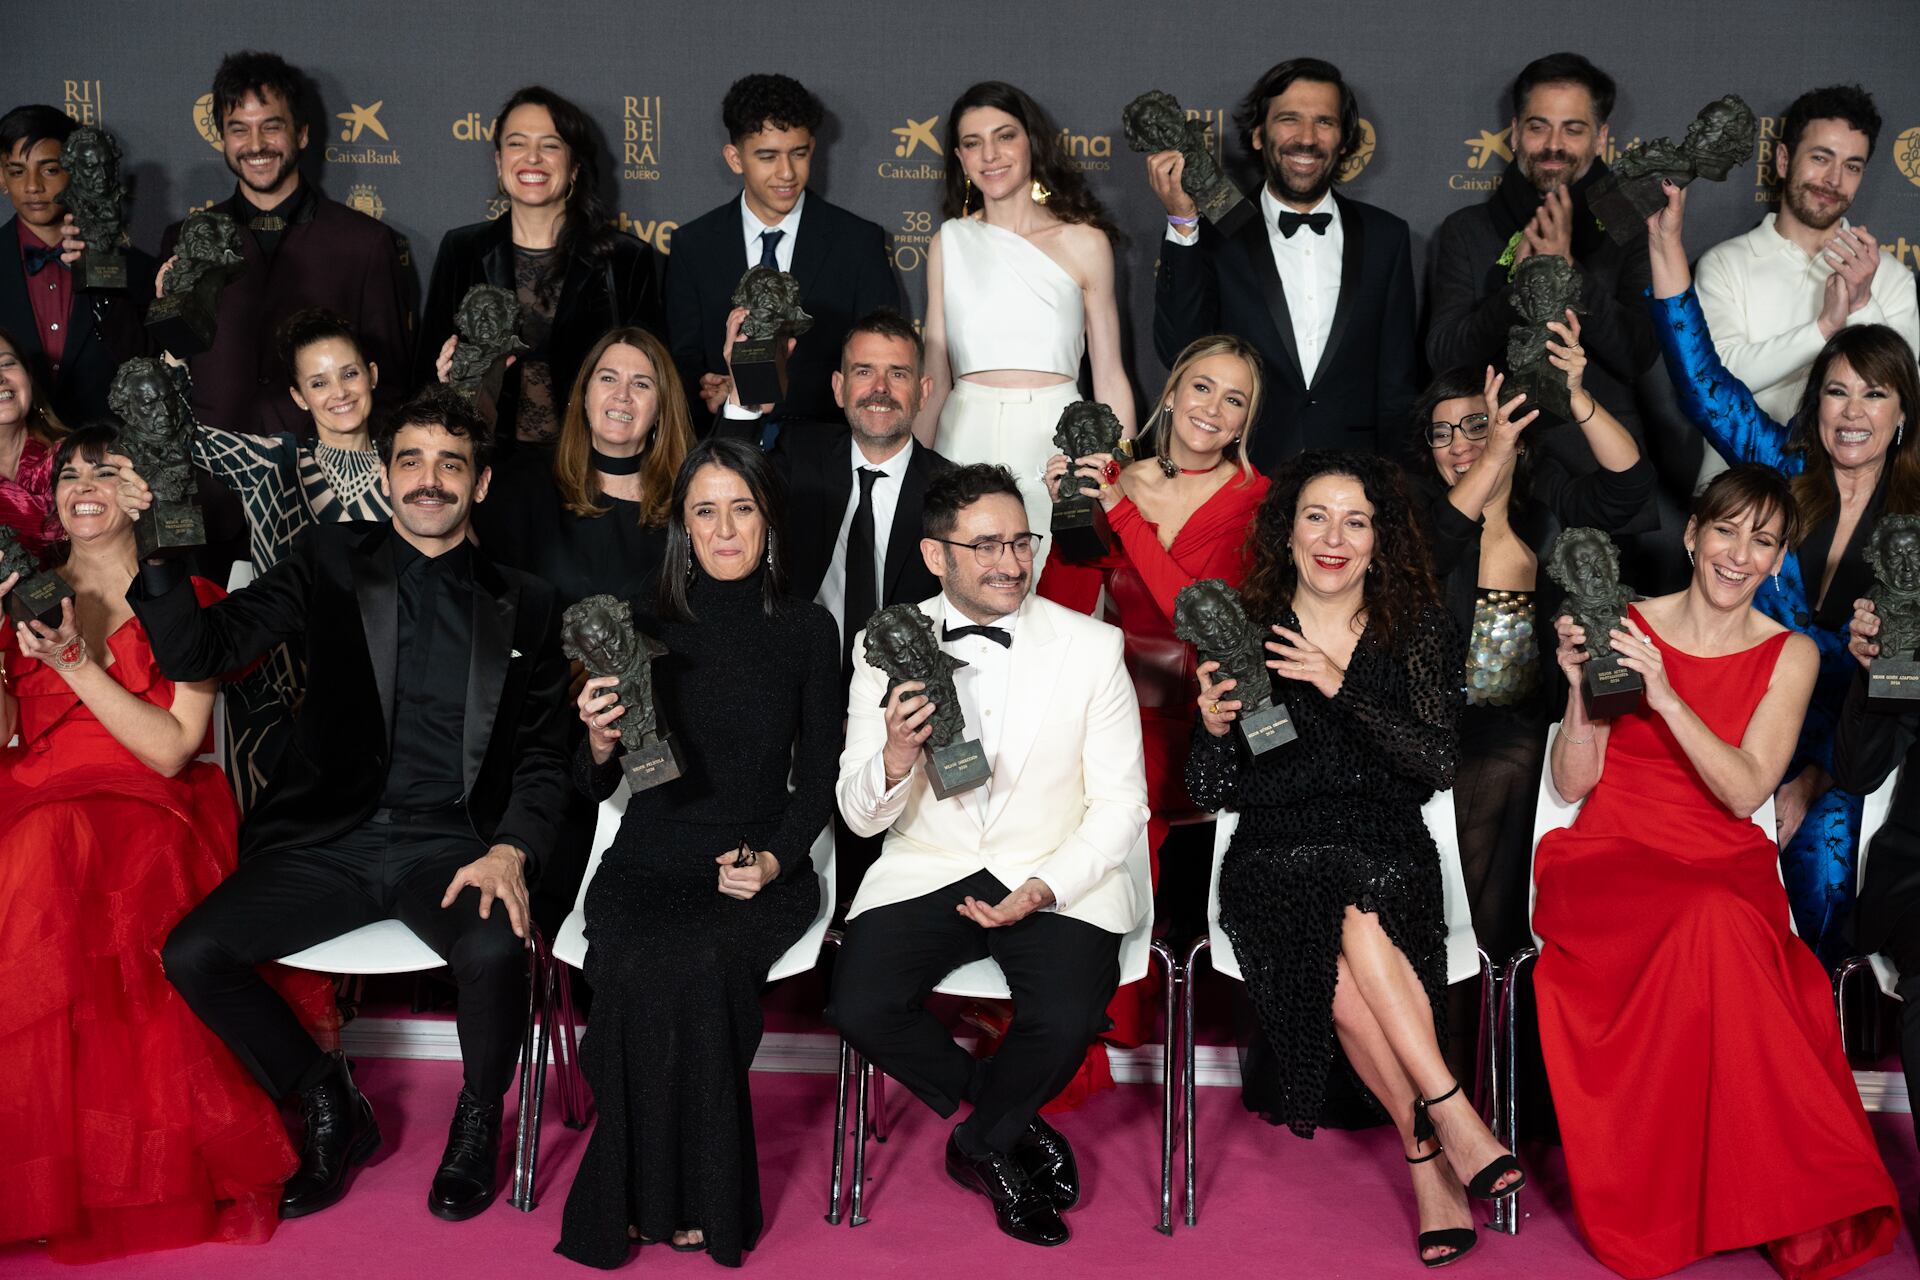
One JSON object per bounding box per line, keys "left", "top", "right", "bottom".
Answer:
{"left": 14, "top": 0, "right": 1920, "bottom": 401}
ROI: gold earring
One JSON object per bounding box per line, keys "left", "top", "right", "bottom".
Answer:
{"left": 565, "top": 173, "right": 578, "bottom": 202}
{"left": 961, "top": 176, "right": 974, "bottom": 217}
{"left": 1030, "top": 178, "right": 1052, "bottom": 205}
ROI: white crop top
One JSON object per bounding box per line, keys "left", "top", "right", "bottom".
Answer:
{"left": 940, "top": 217, "right": 1085, "bottom": 377}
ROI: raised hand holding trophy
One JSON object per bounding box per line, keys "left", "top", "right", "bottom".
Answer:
{"left": 448, "top": 284, "right": 529, "bottom": 431}
{"left": 561, "top": 594, "right": 683, "bottom": 791}
{"left": 146, "top": 210, "right": 246, "bottom": 357}
{"left": 1588, "top": 95, "right": 1757, "bottom": 244}
{"left": 1546, "top": 527, "right": 1642, "bottom": 718}
{"left": 61, "top": 126, "right": 128, "bottom": 292}
{"left": 1505, "top": 256, "right": 1586, "bottom": 418}
{"left": 1864, "top": 515, "right": 1920, "bottom": 707}
{"left": 0, "top": 524, "right": 75, "bottom": 631}
{"left": 111, "top": 358, "right": 205, "bottom": 558}
{"left": 1122, "top": 90, "right": 1249, "bottom": 230}
{"left": 1174, "top": 578, "right": 1296, "bottom": 753}
{"left": 1050, "top": 400, "right": 1125, "bottom": 562}
{"left": 862, "top": 603, "right": 990, "bottom": 799}
{"left": 728, "top": 266, "right": 814, "bottom": 407}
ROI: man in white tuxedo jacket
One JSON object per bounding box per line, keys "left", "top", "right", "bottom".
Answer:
{"left": 828, "top": 463, "right": 1148, "bottom": 1248}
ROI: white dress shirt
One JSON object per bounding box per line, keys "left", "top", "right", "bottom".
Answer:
{"left": 1166, "top": 185, "right": 1344, "bottom": 384}
{"left": 1695, "top": 212, "right": 1920, "bottom": 424}
{"left": 815, "top": 439, "right": 914, "bottom": 646}
{"left": 740, "top": 191, "right": 804, "bottom": 272}
{"left": 939, "top": 594, "right": 1017, "bottom": 822}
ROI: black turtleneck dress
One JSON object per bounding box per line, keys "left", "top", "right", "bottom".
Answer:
{"left": 556, "top": 568, "right": 838, "bottom": 1269}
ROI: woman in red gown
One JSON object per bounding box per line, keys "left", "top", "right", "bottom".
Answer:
{"left": 1039, "top": 334, "right": 1268, "bottom": 1083}
{"left": 0, "top": 426, "right": 334, "bottom": 1264}
{"left": 1535, "top": 463, "right": 1898, "bottom": 1280}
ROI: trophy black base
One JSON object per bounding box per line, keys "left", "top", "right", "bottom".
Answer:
{"left": 1504, "top": 361, "right": 1573, "bottom": 419}
{"left": 1050, "top": 498, "right": 1114, "bottom": 563}
{"left": 75, "top": 249, "right": 127, "bottom": 293}
{"left": 622, "top": 734, "right": 685, "bottom": 793}
{"left": 1588, "top": 172, "right": 1693, "bottom": 245}
{"left": 1581, "top": 655, "right": 1645, "bottom": 719}
{"left": 1195, "top": 181, "right": 1250, "bottom": 226}
{"left": 1867, "top": 658, "right": 1920, "bottom": 711}
{"left": 1239, "top": 700, "right": 1297, "bottom": 755}
{"left": 927, "top": 738, "right": 991, "bottom": 800}
{"left": 145, "top": 298, "right": 215, "bottom": 359}
{"left": 7, "top": 569, "right": 75, "bottom": 631}
{"left": 134, "top": 500, "right": 207, "bottom": 559}
{"left": 730, "top": 337, "right": 789, "bottom": 407}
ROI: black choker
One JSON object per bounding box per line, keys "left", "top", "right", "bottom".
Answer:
{"left": 592, "top": 447, "right": 643, "bottom": 476}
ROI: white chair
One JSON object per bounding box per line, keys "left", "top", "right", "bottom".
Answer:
{"left": 1492, "top": 724, "right": 1781, "bottom": 1235}
{"left": 831, "top": 830, "right": 1176, "bottom": 1232}
{"left": 1180, "top": 791, "right": 1491, "bottom": 1228}
{"left": 1831, "top": 768, "right": 1904, "bottom": 1054}
{"left": 511, "top": 779, "right": 840, "bottom": 1211}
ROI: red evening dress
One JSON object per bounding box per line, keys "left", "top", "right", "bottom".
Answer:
{"left": 0, "top": 579, "right": 337, "bottom": 1264}
{"left": 1040, "top": 470, "right": 1268, "bottom": 1069}
{"left": 1533, "top": 607, "right": 1898, "bottom": 1280}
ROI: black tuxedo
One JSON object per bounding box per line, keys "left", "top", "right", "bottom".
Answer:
{"left": 137, "top": 522, "right": 571, "bottom": 1102}
{"left": 666, "top": 195, "right": 898, "bottom": 431}
{"left": 1153, "top": 190, "right": 1418, "bottom": 469}
{"left": 0, "top": 215, "right": 154, "bottom": 425}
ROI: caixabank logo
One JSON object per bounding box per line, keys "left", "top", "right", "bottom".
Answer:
{"left": 329, "top": 100, "right": 399, "bottom": 166}
{"left": 63, "top": 80, "right": 104, "bottom": 125}
{"left": 882, "top": 115, "right": 943, "bottom": 180}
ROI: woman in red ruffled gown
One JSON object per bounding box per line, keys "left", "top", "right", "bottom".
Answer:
{"left": 1038, "top": 335, "right": 1268, "bottom": 1094}
{"left": 1534, "top": 464, "right": 1898, "bottom": 1280}
{"left": 0, "top": 426, "right": 335, "bottom": 1264}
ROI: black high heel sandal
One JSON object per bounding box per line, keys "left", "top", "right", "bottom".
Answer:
{"left": 1413, "top": 1082, "right": 1526, "bottom": 1201}
{"left": 1406, "top": 1146, "right": 1477, "bottom": 1269}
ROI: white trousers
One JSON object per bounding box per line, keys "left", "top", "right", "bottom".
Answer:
{"left": 936, "top": 379, "right": 1082, "bottom": 579}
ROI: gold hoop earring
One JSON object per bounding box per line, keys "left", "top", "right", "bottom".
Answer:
{"left": 1030, "top": 178, "right": 1052, "bottom": 205}
{"left": 565, "top": 173, "right": 578, "bottom": 202}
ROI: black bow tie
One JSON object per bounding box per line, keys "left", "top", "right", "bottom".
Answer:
{"left": 1275, "top": 210, "right": 1332, "bottom": 239}
{"left": 943, "top": 623, "right": 1012, "bottom": 649}
{"left": 22, "top": 242, "right": 62, "bottom": 275}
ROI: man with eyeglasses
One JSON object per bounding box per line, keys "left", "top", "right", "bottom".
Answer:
{"left": 829, "top": 462, "right": 1148, "bottom": 1247}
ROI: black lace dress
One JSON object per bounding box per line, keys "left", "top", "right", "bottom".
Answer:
{"left": 556, "top": 568, "right": 838, "bottom": 1269}
{"left": 1186, "top": 605, "right": 1462, "bottom": 1137}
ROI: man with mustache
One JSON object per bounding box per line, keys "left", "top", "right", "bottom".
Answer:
{"left": 1696, "top": 85, "right": 1918, "bottom": 424}
{"left": 1149, "top": 57, "right": 1417, "bottom": 467}
{"left": 718, "top": 307, "right": 951, "bottom": 900}
{"left": 127, "top": 384, "right": 571, "bottom": 1223}
{"left": 158, "top": 51, "right": 408, "bottom": 438}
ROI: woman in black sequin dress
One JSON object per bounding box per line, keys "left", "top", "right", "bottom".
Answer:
{"left": 556, "top": 438, "right": 838, "bottom": 1269}
{"left": 1187, "top": 452, "right": 1521, "bottom": 1268}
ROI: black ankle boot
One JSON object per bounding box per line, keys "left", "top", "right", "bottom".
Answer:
{"left": 428, "top": 1088, "right": 502, "bottom": 1221}
{"left": 281, "top": 1051, "right": 381, "bottom": 1219}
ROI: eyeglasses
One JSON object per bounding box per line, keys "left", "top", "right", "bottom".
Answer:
{"left": 1426, "top": 412, "right": 1491, "bottom": 448}
{"left": 932, "top": 534, "right": 1042, "bottom": 566}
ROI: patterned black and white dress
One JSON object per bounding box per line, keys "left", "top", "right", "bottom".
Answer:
{"left": 192, "top": 427, "right": 390, "bottom": 810}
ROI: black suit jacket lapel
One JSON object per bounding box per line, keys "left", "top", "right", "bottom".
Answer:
{"left": 885, "top": 443, "right": 931, "bottom": 600}
{"left": 463, "top": 553, "right": 519, "bottom": 796}
{"left": 1226, "top": 207, "right": 1303, "bottom": 387}
{"left": 352, "top": 527, "right": 401, "bottom": 741}
{"left": 1316, "top": 195, "right": 1366, "bottom": 391}
{"left": 479, "top": 220, "right": 515, "bottom": 290}
{"left": 790, "top": 201, "right": 829, "bottom": 288}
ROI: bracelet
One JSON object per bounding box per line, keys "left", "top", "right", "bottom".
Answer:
{"left": 1166, "top": 214, "right": 1199, "bottom": 227}
{"left": 884, "top": 766, "right": 910, "bottom": 789}
{"left": 1571, "top": 396, "right": 1597, "bottom": 425}
{"left": 1561, "top": 725, "right": 1595, "bottom": 745}
{"left": 50, "top": 636, "right": 87, "bottom": 672}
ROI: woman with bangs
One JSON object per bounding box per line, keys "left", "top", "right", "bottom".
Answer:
{"left": 1648, "top": 179, "right": 1920, "bottom": 964}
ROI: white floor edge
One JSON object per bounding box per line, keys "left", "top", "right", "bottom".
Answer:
{"left": 340, "top": 1018, "right": 1913, "bottom": 1114}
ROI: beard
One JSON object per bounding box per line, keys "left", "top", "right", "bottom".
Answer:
{"left": 1785, "top": 177, "right": 1850, "bottom": 231}
{"left": 849, "top": 394, "right": 914, "bottom": 448}
{"left": 1519, "top": 146, "right": 1582, "bottom": 193}
{"left": 227, "top": 146, "right": 299, "bottom": 195}
{"left": 1263, "top": 142, "right": 1337, "bottom": 206}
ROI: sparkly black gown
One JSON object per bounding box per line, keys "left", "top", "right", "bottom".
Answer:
{"left": 556, "top": 568, "right": 837, "bottom": 1269}
{"left": 1186, "top": 605, "right": 1462, "bottom": 1137}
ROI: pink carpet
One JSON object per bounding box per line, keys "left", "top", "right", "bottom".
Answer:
{"left": 4, "top": 1058, "right": 1915, "bottom": 1278}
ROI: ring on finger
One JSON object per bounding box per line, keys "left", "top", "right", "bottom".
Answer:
{"left": 1209, "top": 700, "right": 1221, "bottom": 714}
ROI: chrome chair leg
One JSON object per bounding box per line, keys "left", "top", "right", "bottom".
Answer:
{"left": 868, "top": 1068, "right": 891, "bottom": 1143}
{"left": 1493, "top": 947, "right": 1537, "bottom": 1236}
{"left": 1832, "top": 957, "right": 1871, "bottom": 1058}
{"left": 1152, "top": 938, "right": 1179, "bottom": 1236}
{"left": 849, "top": 1058, "right": 873, "bottom": 1226}
{"left": 510, "top": 937, "right": 551, "bottom": 1212}
{"left": 1481, "top": 950, "right": 1507, "bottom": 1233}
{"left": 1181, "top": 937, "right": 1210, "bottom": 1228}
{"left": 827, "top": 1038, "right": 851, "bottom": 1224}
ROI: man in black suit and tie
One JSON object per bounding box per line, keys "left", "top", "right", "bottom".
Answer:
{"left": 0, "top": 104, "right": 152, "bottom": 425}
{"left": 133, "top": 386, "right": 571, "bottom": 1223}
{"left": 718, "top": 307, "right": 950, "bottom": 898}
{"left": 666, "top": 73, "right": 899, "bottom": 437}
{"left": 1149, "top": 58, "right": 1417, "bottom": 469}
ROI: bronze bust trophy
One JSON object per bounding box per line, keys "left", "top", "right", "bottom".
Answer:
{"left": 728, "top": 266, "right": 814, "bottom": 407}
{"left": 1050, "top": 400, "right": 1125, "bottom": 562}
{"left": 60, "top": 126, "right": 128, "bottom": 291}
{"left": 146, "top": 210, "right": 247, "bottom": 357}
{"left": 1588, "top": 95, "right": 1758, "bottom": 244}
{"left": 1505, "top": 256, "right": 1586, "bottom": 418}
{"left": 561, "top": 594, "right": 682, "bottom": 791}
{"left": 1865, "top": 514, "right": 1920, "bottom": 707}
{"left": 1122, "top": 89, "right": 1249, "bottom": 229}
{"left": 448, "top": 284, "right": 529, "bottom": 430}
{"left": 1546, "top": 527, "right": 1641, "bottom": 718}
{"left": 1173, "top": 578, "right": 1296, "bottom": 753}
{"left": 111, "top": 357, "right": 205, "bottom": 558}
{"left": 0, "top": 524, "right": 74, "bottom": 631}
{"left": 861, "top": 602, "right": 990, "bottom": 799}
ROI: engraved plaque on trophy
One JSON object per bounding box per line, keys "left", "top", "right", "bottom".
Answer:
{"left": 862, "top": 603, "right": 992, "bottom": 799}
{"left": 1174, "top": 579, "right": 1298, "bottom": 755}
{"left": 0, "top": 525, "right": 75, "bottom": 631}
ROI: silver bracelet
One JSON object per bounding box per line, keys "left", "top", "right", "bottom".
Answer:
{"left": 1561, "top": 725, "right": 1594, "bottom": 746}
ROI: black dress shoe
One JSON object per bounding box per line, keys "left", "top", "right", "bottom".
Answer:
{"left": 427, "top": 1088, "right": 502, "bottom": 1221}
{"left": 1012, "top": 1115, "right": 1080, "bottom": 1210}
{"left": 281, "top": 1051, "right": 381, "bottom": 1219}
{"left": 944, "top": 1132, "right": 1069, "bottom": 1247}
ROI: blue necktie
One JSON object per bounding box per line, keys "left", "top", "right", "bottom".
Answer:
{"left": 758, "top": 228, "right": 784, "bottom": 269}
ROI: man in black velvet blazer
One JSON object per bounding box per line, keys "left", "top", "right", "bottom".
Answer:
{"left": 667, "top": 74, "right": 898, "bottom": 435}
{"left": 133, "top": 387, "right": 570, "bottom": 1224}
{"left": 1149, "top": 58, "right": 1417, "bottom": 469}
